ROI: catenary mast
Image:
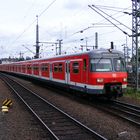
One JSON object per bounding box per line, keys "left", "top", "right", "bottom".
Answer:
{"left": 131, "top": 0, "right": 140, "bottom": 90}
{"left": 35, "top": 15, "right": 40, "bottom": 58}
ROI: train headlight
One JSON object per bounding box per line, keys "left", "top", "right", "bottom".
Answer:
{"left": 123, "top": 78, "right": 127, "bottom": 82}
{"left": 97, "top": 78, "right": 104, "bottom": 83}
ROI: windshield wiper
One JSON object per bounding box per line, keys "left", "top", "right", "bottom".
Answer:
{"left": 97, "top": 57, "right": 103, "bottom": 64}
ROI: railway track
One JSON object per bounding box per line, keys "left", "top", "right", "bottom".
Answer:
{"left": 92, "top": 99, "right": 140, "bottom": 128}
{"left": 0, "top": 73, "right": 108, "bottom": 140}
{"left": 112, "top": 100, "right": 140, "bottom": 111}
{"left": 110, "top": 100, "right": 140, "bottom": 126}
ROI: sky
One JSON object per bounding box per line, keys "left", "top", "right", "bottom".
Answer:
{"left": 0, "top": 0, "right": 132, "bottom": 59}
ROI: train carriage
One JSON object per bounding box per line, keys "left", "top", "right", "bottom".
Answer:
{"left": 0, "top": 49, "right": 127, "bottom": 98}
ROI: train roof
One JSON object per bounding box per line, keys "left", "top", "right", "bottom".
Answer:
{"left": 1, "top": 49, "right": 124, "bottom": 65}
{"left": 32, "top": 48, "right": 124, "bottom": 60}
{"left": 33, "top": 48, "right": 124, "bottom": 60}
{"left": 88, "top": 49, "right": 124, "bottom": 58}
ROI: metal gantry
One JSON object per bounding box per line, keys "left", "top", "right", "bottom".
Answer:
{"left": 131, "top": 0, "right": 140, "bottom": 90}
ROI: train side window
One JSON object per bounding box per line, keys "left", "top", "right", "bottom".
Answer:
{"left": 41, "top": 64, "right": 48, "bottom": 71}
{"left": 83, "top": 59, "right": 87, "bottom": 70}
{"left": 27, "top": 65, "right": 31, "bottom": 70}
{"left": 33, "top": 66, "right": 36, "bottom": 70}
{"left": 72, "top": 62, "right": 79, "bottom": 73}
{"left": 54, "top": 64, "right": 58, "bottom": 72}
{"left": 44, "top": 65, "right": 48, "bottom": 71}
{"left": 41, "top": 64, "right": 45, "bottom": 71}
{"left": 59, "top": 63, "right": 63, "bottom": 72}
{"left": 33, "top": 65, "right": 39, "bottom": 70}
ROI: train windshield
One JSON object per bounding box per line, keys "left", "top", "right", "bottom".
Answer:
{"left": 113, "top": 58, "right": 126, "bottom": 72}
{"left": 90, "top": 58, "right": 112, "bottom": 72}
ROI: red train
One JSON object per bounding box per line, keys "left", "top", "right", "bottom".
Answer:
{"left": 0, "top": 49, "right": 127, "bottom": 98}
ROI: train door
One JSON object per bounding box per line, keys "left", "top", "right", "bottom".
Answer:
{"left": 82, "top": 58, "right": 88, "bottom": 84}
{"left": 70, "top": 60, "right": 82, "bottom": 83}
{"left": 65, "top": 60, "right": 70, "bottom": 84}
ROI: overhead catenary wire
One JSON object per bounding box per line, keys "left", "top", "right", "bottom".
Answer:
{"left": 60, "top": 4, "right": 132, "bottom": 54}
{"left": 88, "top": 5, "right": 131, "bottom": 37}
{"left": 73, "top": 24, "right": 121, "bottom": 35}
{"left": 66, "top": 27, "right": 128, "bottom": 43}
{"left": 38, "top": 0, "right": 56, "bottom": 17}
{"left": 70, "top": 5, "right": 131, "bottom": 38}
{"left": 63, "top": 4, "right": 132, "bottom": 50}
{"left": 93, "top": 7, "right": 128, "bottom": 13}
{"left": 91, "top": 7, "right": 131, "bottom": 29}
{"left": 63, "top": 23, "right": 124, "bottom": 44}
{"left": 10, "top": 0, "right": 57, "bottom": 46}
{"left": 6, "top": 2, "right": 131, "bottom": 58}
{"left": 92, "top": 5, "right": 133, "bottom": 32}
{"left": 23, "top": 0, "right": 37, "bottom": 20}
{"left": 10, "top": 20, "right": 36, "bottom": 46}
{"left": 94, "top": 5, "right": 132, "bottom": 11}
{"left": 58, "top": 4, "right": 131, "bottom": 50}
{"left": 63, "top": 29, "right": 119, "bottom": 45}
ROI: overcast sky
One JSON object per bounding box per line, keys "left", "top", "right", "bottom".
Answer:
{"left": 0, "top": 0, "right": 132, "bottom": 58}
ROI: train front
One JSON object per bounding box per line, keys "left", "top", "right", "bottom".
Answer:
{"left": 88, "top": 49, "right": 127, "bottom": 98}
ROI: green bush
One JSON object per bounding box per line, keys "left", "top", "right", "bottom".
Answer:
{"left": 125, "top": 87, "right": 140, "bottom": 99}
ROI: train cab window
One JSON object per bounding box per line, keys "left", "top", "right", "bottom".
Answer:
{"left": 90, "top": 58, "right": 112, "bottom": 72}
{"left": 114, "top": 58, "right": 126, "bottom": 72}
{"left": 72, "top": 62, "right": 79, "bottom": 73}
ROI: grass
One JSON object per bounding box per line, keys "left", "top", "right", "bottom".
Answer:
{"left": 124, "top": 87, "right": 140, "bottom": 100}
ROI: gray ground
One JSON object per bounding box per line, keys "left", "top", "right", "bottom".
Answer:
{"left": 0, "top": 78, "right": 139, "bottom": 140}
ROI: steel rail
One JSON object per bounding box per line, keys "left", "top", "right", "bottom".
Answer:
{"left": 95, "top": 101, "right": 140, "bottom": 127}
{"left": 107, "top": 105, "right": 140, "bottom": 124}
{"left": 112, "top": 100, "right": 140, "bottom": 111}
{"left": 98, "top": 106, "right": 140, "bottom": 126}
{"left": 0, "top": 74, "right": 59, "bottom": 140}
{"left": 0, "top": 73, "right": 108, "bottom": 140}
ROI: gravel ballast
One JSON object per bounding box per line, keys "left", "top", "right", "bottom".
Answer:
{"left": 0, "top": 79, "right": 52, "bottom": 140}
{"left": 0, "top": 76, "right": 140, "bottom": 140}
